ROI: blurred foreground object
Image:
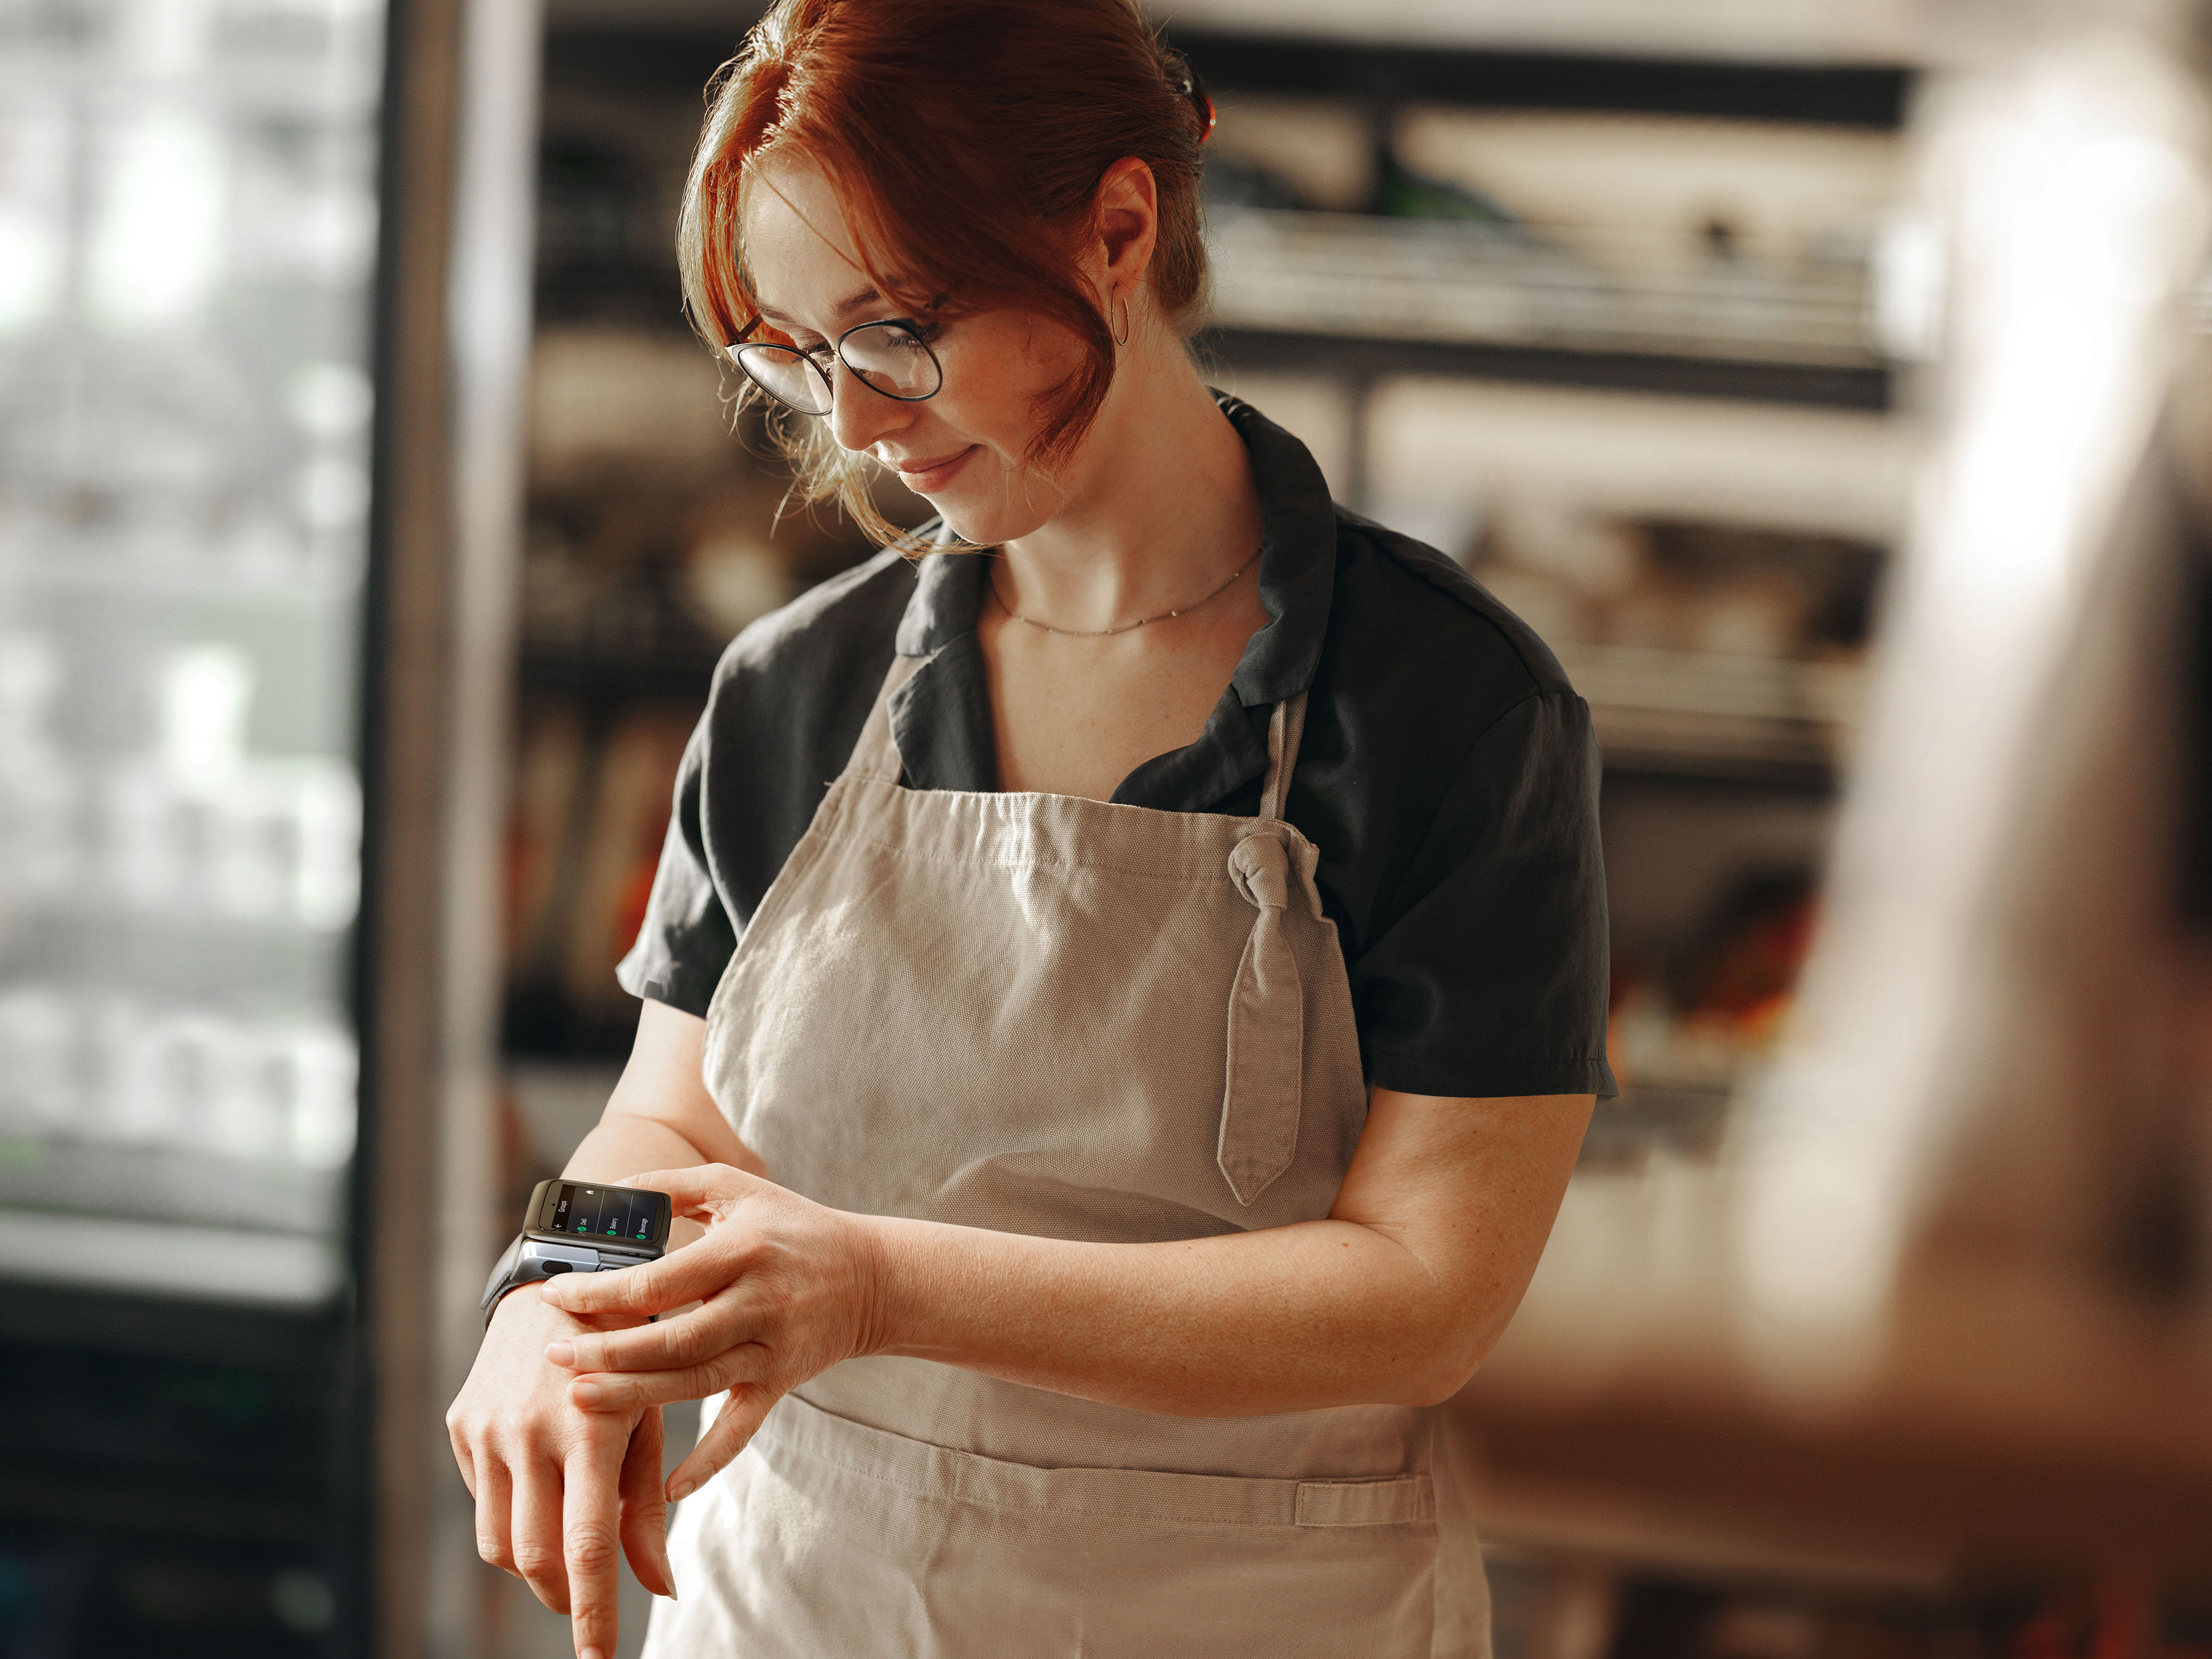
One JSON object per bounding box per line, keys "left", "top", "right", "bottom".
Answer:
{"left": 1740, "top": 23, "right": 2212, "bottom": 1389}
{"left": 1458, "top": 8, "right": 2212, "bottom": 1587}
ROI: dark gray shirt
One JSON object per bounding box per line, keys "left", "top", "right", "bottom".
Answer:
{"left": 618, "top": 394, "right": 1617, "bottom": 1100}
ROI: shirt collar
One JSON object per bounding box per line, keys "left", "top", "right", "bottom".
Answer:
{"left": 887, "top": 392, "right": 1339, "bottom": 800}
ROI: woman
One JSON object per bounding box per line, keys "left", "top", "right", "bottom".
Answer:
{"left": 447, "top": 1, "right": 1614, "bottom": 1653}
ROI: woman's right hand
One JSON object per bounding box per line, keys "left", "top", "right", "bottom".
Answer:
{"left": 446, "top": 1283, "right": 676, "bottom": 1659}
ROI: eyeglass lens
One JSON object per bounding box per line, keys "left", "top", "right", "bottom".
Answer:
{"left": 837, "top": 322, "right": 941, "bottom": 400}
{"left": 734, "top": 346, "right": 832, "bottom": 414}
{"left": 732, "top": 320, "right": 942, "bottom": 415}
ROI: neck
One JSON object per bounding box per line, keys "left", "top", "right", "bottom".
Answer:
{"left": 996, "top": 342, "right": 1264, "bottom": 633}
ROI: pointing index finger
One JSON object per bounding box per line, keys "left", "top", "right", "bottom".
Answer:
{"left": 619, "top": 1164, "right": 753, "bottom": 1220}
{"left": 539, "top": 1258, "right": 673, "bottom": 1319}
{"left": 543, "top": 1231, "right": 739, "bottom": 1317}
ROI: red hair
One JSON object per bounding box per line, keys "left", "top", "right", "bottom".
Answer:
{"left": 677, "top": 0, "right": 1215, "bottom": 547}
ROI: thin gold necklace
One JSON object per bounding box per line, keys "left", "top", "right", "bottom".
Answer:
{"left": 987, "top": 547, "right": 1260, "bottom": 638}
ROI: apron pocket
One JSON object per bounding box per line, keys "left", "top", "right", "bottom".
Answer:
{"left": 707, "top": 1393, "right": 1440, "bottom": 1659}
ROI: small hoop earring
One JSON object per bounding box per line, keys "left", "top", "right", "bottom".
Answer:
{"left": 1112, "top": 293, "right": 1130, "bottom": 347}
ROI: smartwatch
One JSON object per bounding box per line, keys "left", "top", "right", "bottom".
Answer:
{"left": 480, "top": 1177, "right": 675, "bottom": 1329}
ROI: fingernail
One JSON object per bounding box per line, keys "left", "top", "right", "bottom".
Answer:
{"left": 543, "top": 1341, "right": 575, "bottom": 1367}
{"left": 582, "top": 1649, "right": 605, "bottom": 1659}
{"left": 571, "top": 1379, "right": 603, "bottom": 1407}
{"left": 667, "top": 1478, "right": 694, "bottom": 1503}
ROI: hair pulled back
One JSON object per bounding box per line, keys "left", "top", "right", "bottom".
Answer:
{"left": 677, "top": 0, "right": 1215, "bottom": 547}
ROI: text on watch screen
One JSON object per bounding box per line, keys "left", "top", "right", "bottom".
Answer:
{"left": 549, "top": 1184, "right": 658, "bottom": 1245}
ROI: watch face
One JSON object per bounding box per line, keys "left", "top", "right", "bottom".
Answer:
{"left": 535, "top": 1181, "right": 670, "bottom": 1250}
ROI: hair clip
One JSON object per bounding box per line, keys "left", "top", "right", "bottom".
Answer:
{"left": 1179, "top": 68, "right": 1217, "bottom": 144}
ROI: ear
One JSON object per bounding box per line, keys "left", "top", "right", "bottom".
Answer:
{"left": 1092, "top": 157, "right": 1160, "bottom": 299}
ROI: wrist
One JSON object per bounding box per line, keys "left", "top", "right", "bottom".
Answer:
{"left": 484, "top": 1278, "right": 547, "bottom": 1331}
{"left": 846, "top": 1212, "right": 908, "bottom": 1361}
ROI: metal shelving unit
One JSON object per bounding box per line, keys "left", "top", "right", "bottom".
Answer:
{"left": 1561, "top": 642, "right": 1864, "bottom": 783}
{"left": 1206, "top": 207, "right": 1891, "bottom": 412}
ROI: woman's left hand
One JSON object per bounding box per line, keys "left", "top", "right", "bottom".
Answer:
{"left": 537, "top": 1163, "right": 888, "bottom": 1500}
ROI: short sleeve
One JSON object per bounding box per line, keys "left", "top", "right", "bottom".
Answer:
{"left": 614, "top": 710, "right": 735, "bottom": 1018}
{"left": 1352, "top": 690, "right": 1617, "bottom": 1100}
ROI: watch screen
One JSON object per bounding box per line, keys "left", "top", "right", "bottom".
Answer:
{"left": 541, "top": 1182, "right": 669, "bottom": 1249}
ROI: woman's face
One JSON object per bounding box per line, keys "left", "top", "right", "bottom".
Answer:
{"left": 741, "top": 155, "right": 1086, "bottom": 546}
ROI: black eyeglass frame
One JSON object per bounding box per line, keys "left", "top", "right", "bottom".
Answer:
{"left": 725, "top": 318, "right": 945, "bottom": 416}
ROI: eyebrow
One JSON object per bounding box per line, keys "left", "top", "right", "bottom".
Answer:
{"left": 756, "top": 283, "right": 882, "bottom": 329}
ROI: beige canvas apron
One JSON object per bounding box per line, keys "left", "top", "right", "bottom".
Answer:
{"left": 645, "top": 655, "right": 1491, "bottom": 1658}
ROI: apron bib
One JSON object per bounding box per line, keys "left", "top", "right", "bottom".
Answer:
{"left": 645, "top": 656, "right": 1491, "bottom": 1658}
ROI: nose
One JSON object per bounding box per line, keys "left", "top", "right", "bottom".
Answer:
{"left": 824, "top": 356, "right": 911, "bottom": 455}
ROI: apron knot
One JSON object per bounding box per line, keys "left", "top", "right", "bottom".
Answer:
{"left": 1228, "top": 829, "right": 1325, "bottom": 917}
{"left": 1220, "top": 831, "right": 1312, "bottom": 1206}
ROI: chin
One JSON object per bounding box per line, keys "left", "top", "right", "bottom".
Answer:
{"left": 930, "top": 483, "right": 1052, "bottom": 549}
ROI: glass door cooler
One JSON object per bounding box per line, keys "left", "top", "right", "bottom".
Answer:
{"left": 0, "top": 1, "right": 508, "bottom": 1652}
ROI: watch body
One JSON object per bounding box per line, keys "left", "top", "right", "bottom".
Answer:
{"left": 479, "top": 1177, "right": 674, "bottom": 1328}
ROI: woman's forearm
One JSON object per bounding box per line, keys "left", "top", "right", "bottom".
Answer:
{"left": 559, "top": 1112, "right": 726, "bottom": 1255}
{"left": 541, "top": 1091, "right": 1588, "bottom": 1427}
{"left": 550, "top": 995, "right": 766, "bottom": 1251}
{"left": 563, "top": 1112, "right": 716, "bottom": 1183}
{"left": 855, "top": 1089, "right": 1590, "bottom": 1418}
{"left": 861, "top": 1212, "right": 1495, "bottom": 1417}
{"left": 557, "top": 996, "right": 763, "bottom": 1194}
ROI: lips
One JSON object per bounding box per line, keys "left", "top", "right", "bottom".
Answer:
{"left": 890, "top": 444, "right": 978, "bottom": 493}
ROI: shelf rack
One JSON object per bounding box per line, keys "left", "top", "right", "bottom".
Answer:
{"left": 1180, "top": 22, "right": 1911, "bottom": 417}
{"left": 1206, "top": 206, "right": 1891, "bottom": 413}
{"left": 1562, "top": 643, "right": 1862, "bottom": 784}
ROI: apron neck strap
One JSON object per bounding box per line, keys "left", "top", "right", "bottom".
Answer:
{"left": 1258, "top": 692, "right": 1308, "bottom": 823}
{"left": 845, "top": 654, "right": 924, "bottom": 783}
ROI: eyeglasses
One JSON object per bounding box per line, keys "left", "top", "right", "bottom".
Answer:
{"left": 726, "top": 320, "right": 944, "bottom": 417}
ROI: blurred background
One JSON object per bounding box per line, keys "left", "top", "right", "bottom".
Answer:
{"left": 3, "top": 0, "right": 2212, "bottom": 1653}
